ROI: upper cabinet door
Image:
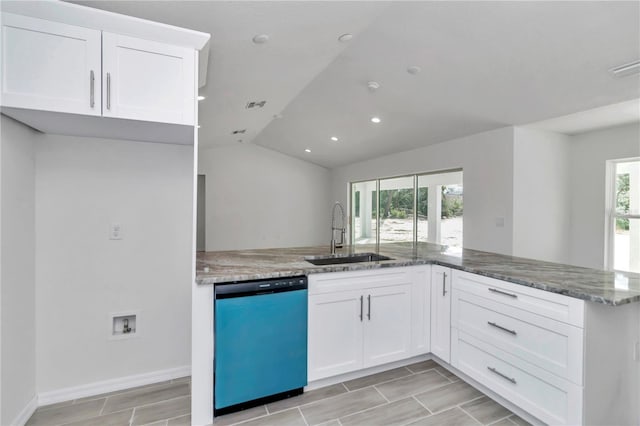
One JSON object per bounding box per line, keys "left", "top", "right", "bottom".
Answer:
{"left": 1, "top": 13, "right": 101, "bottom": 116}
{"left": 102, "top": 32, "right": 195, "bottom": 125}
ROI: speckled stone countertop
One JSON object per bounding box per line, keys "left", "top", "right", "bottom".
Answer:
{"left": 196, "top": 242, "right": 640, "bottom": 306}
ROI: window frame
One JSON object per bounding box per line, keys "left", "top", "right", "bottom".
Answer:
{"left": 348, "top": 168, "right": 463, "bottom": 246}
{"left": 605, "top": 157, "right": 640, "bottom": 271}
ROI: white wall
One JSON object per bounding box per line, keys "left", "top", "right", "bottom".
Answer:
{"left": 331, "top": 127, "right": 515, "bottom": 255}
{"left": 35, "top": 135, "right": 194, "bottom": 393}
{"left": 568, "top": 123, "right": 640, "bottom": 269}
{"left": 1, "top": 115, "right": 37, "bottom": 425}
{"left": 513, "top": 127, "right": 571, "bottom": 263}
{"left": 199, "top": 143, "right": 331, "bottom": 251}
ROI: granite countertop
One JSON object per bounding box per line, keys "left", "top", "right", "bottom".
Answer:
{"left": 196, "top": 242, "right": 640, "bottom": 306}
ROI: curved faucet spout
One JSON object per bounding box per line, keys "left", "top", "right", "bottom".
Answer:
{"left": 331, "top": 202, "right": 346, "bottom": 254}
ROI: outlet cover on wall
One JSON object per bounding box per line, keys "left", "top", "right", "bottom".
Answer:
{"left": 109, "top": 222, "right": 123, "bottom": 240}
{"left": 109, "top": 311, "right": 139, "bottom": 340}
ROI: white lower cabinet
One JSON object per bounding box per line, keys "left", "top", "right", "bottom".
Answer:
{"left": 430, "top": 265, "right": 452, "bottom": 362}
{"left": 308, "top": 266, "right": 429, "bottom": 381}
{"left": 309, "top": 266, "right": 640, "bottom": 425}
{"left": 451, "top": 269, "right": 585, "bottom": 425}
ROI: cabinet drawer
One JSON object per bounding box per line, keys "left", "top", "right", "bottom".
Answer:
{"left": 452, "top": 270, "right": 584, "bottom": 327}
{"left": 308, "top": 267, "right": 415, "bottom": 295}
{"left": 453, "top": 290, "right": 583, "bottom": 384}
{"left": 453, "top": 330, "right": 582, "bottom": 425}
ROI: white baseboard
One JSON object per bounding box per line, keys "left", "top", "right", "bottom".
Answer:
{"left": 37, "top": 365, "right": 191, "bottom": 406}
{"left": 11, "top": 394, "right": 38, "bottom": 426}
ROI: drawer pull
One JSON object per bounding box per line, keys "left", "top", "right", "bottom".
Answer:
{"left": 487, "top": 366, "right": 517, "bottom": 384}
{"left": 488, "top": 321, "right": 517, "bottom": 335}
{"left": 359, "top": 295, "right": 363, "bottom": 322}
{"left": 488, "top": 288, "right": 518, "bottom": 298}
{"left": 442, "top": 272, "right": 447, "bottom": 296}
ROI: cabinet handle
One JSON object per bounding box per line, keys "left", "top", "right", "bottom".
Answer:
{"left": 106, "top": 72, "right": 111, "bottom": 110}
{"left": 89, "top": 70, "right": 95, "bottom": 108}
{"left": 488, "top": 321, "right": 517, "bottom": 335}
{"left": 488, "top": 288, "right": 517, "bottom": 298}
{"left": 367, "top": 295, "right": 371, "bottom": 320}
{"left": 442, "top": 272, "right": 447, "bottom": 296}
{"left": 359, "top": 295, "right": 363, "bottom": 322}
{"left": 487, "top": 366, "right": 517, "bottom": 384}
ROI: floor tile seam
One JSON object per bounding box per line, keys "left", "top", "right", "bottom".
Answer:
{"left": 403, "top": 378, "right": 454, "bottom": 399}
{"left": 487, "top": 414, "right": 518, "bottom": 426}
{"left": 410, "top": 395, "right": 433, "bottom": 417}
{"left": 297, "top": 406, "right": 310, "bottom": 426}
{"left": 165, "top": 413, "right": 190, "bottom": 422}
{"left": 432, "top": 367, "right": 456, "bottom": 383}
{"left": 36, "top": 402, "right": 75, "bottom": 412}
{"left": 340, "top": 383, "right": 349, "bottom": 393}
{"left": 71, "top": 382, "right": 179, "bottom": 406}
{"left": 425, "top": 394, "right": 486, "bottom": 416}
{"left": 457, "top": 405, "right": 486, "bottom": 425}
{"left": 121, "top": 393, "right": 192, "bottom": 413}
{"left": 344, "top": 370, "right": 417, "bottom": 392}
{"left": 227, "top": 408, "right": 275, "bottom": 426}
{"left": 332, "top": 398, "right": 392, "bottom": 425}
{"left": 506, "top": 416, "right": 520, "bottom": 425}
{"left": 283, "top": 385, "right": 373, "bottom": 414}
{"left": 129, "top": 406, "right": 137, "bottom": 426}
{"left": 372, "top": 385, "right": 390, "bottom": 403}
{"left": 99, "top": 396, "right": 108, "bottom": 416}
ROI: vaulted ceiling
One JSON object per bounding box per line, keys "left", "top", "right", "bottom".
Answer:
{"left": 73, "top": 1, "right": 640, "bottom": 168}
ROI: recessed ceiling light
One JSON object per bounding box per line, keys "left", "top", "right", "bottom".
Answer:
{"left": 367, "top": 81, "right": 380, "bottom": 92}
{"left": 252, "top": 34, "right": 269, "bottom": 44}
{"left": 330, "top": 136, "right": 339, "bottom": 141}
{"left": 407, "top": 66, "right": 421, "bottom": 75}
{"left": 371, "top": 117, "right": 381, "bottom": 124}
{"left": 197, "top": 95, "right": 206, "bottom": 101}
{"left": 338, "top": 33, "right": 353, "bottom": 43}
{"left": 305, "top": 148, "right": 311, "bottom": 153}
{"left": 609, "top": 60, "right": 640, "bottom": 78}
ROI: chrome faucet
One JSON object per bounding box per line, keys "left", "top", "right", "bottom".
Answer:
{"left": 331, "top": 202, "right": 346, "bottom": 254}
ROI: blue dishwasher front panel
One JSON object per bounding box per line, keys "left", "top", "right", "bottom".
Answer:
{"left": 214, "top": 289, "right": 308, "bottom": 410}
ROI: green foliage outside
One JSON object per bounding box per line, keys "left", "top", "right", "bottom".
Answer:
{"left": 373, "top": 186, "right": 463, "bottom": 220}
{"left": 616, "top": 173, "right": 630, "bottom": 231}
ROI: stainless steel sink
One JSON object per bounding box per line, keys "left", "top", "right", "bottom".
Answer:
{"left": 305, "top": 252, "right": 393, "bottom": 266}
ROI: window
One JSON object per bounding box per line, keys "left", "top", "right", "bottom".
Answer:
{"left": 379, "top": 176, "right": 415, "bottom": 243}
{"left": 350, "top": 170, "right": 463, "bottom": 247}
{"left": 607, "top": 159, "right": 639, "bottom": 273}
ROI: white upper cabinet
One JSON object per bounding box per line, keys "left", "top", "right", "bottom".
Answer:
{"left": 1, "top": 13, "right": 101, "bottom": 116}
{"left": 102, "top": 32, "right": 195, "bottom": 125}
{"left": 0, "top": 2, "right": 209, "bottom": 143}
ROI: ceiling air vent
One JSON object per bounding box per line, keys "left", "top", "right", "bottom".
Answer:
{"left": 232, "top": 129, "right": 246, "bottom": 135}
{"left": 246, "top": 101, "right": 267, "bottom": 109}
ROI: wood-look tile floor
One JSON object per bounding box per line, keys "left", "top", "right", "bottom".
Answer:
{"left": 27, "top": 360, "right": 532, "bottom": 426}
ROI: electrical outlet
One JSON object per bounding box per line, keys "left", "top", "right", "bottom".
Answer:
{"left": 109, "top": 223, "right": 123, "bottom": 240}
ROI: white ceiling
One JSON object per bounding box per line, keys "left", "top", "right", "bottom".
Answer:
{"left": 72, "top": 1, "right": 640, "bottom": 169}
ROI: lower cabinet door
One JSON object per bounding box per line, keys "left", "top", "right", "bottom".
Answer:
{"left": 363, "top": 284, "right": 412, "bottom": 368}
{"left": 431, "top": 266, "right": 452, "bottom": 362}
{"left": 308, "top": 290, "right": 364, "bottom": 381}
